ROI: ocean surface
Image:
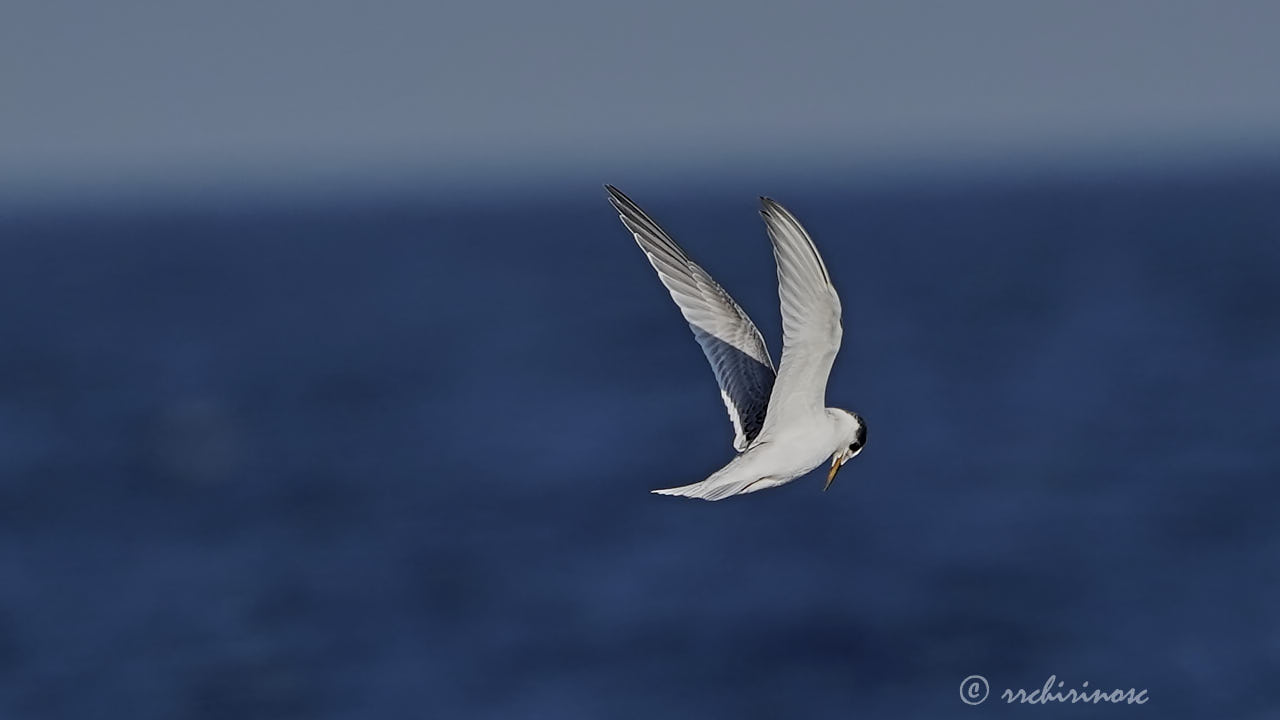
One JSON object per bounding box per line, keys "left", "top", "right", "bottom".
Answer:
{"left": 1, "top": 167, "right": 1277, "bottom": 718}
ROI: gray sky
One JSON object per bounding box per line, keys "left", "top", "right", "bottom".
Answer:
{"left": 4, "top": 0, "right": 1280, "bottom": 196}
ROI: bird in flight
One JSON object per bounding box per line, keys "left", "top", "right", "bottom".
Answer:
{"left": 606, "top": 185, "right": 867, "bottom": 501}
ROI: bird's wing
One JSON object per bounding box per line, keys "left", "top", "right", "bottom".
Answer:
{"left": 607, "top": 185, "right": 776, "bottom": 451}
{"left": 757, "top": 197, "right": 843, "bottom": 431}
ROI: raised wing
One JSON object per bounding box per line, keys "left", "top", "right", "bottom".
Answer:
{"left": 757, "top": 197, "right": 843, "bottom": 430}
{"left": 607, "top": 185, "right": 776, "bottom": 451}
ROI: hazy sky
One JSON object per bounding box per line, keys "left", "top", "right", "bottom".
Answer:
{"left": 4, "top": 1, "right": 1280, "bottom": 195}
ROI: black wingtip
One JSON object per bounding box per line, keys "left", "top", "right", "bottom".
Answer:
{"left": 604, "top": 184, "right": 631, "bottom": 208}
{"left": 604, "top": 184, "right": 624, "bottom": 210}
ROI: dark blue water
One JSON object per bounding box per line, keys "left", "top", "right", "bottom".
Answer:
{"left": 1, "top": 167, "right": 1277, "bottom": 718}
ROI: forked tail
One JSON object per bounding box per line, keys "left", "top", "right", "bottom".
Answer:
{"left": 651, "top": 452, "right": 782, "bottom": 501}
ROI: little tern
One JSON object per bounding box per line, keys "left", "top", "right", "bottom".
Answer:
{"left": 607, "top": 185, "right": 867, "bottom": 501}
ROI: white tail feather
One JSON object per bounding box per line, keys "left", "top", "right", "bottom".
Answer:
{"left": 651, "top": 474, "right": 782, "bottom": 501}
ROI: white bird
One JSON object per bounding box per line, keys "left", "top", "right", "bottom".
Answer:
{"left": 607, "top": 185, "right": 867, "bottom": 501}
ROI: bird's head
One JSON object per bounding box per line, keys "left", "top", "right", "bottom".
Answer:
{"left": 825, "top": 411, "right": 867, "bottom": 491}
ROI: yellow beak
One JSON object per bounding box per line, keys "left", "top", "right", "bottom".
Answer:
{"left": 824, "top": 456, "right": 842, "bottom": 491}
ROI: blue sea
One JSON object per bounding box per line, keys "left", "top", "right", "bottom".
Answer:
{"left": 1, "top": 166, "right": 1277, "bottom": 718}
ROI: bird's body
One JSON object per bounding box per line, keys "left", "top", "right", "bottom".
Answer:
{"left": 655, "top": 408, "right": 861, "bottom": 501}
{"left": 607, "top": 185, "right": 867, "bottom": 501}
